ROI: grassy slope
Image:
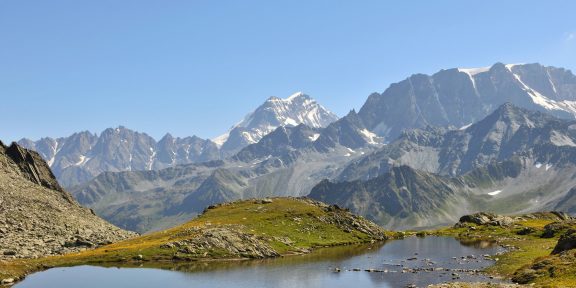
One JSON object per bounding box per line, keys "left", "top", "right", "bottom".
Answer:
{"left": 0, "top": 197, "right": 392, "bottom": 282}
{"left": 433, "top": 215, "right": 576, "bottom": 288}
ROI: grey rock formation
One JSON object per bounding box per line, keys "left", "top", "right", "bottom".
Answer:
{"left": 309, "top": 165, "right": 468, "bottom": 229}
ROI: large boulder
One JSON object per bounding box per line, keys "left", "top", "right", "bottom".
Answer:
{"left": 456, "top": 212, "right": 515, "bottom": 227}
{"left": 551, "top": 229, "right": 576, "bottom": 254}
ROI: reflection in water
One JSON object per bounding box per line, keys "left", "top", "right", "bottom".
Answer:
{"left": 169, "top": 242, "right": 385, "bottom": 273}
{"left": 458, "top": 238, "right": 497, "bottom": 249}
{"left": 16, "top": 237, "right": 508, "bottom": 288}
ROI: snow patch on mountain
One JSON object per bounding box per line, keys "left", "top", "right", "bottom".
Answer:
{"left": 458, "top": 66, "right": 490, "bottom": 90}
{"left": 458, "top": 66, "right": 490, "bottom": 76}
{"left": 47, "top": 140, "right": 60, "bottom": 167}
{"left": 309, "top": 133, "right": 320, "bottom": 142}
{"left": 488, "top": 190, "right": 502, "bottom": 196}
{"left": 535, "top": 162, "right": 543, "bottom": 168}
{"left": 506, "top": 65, "right": 576, "bottom": 115}
{"left": 75, "top": 155, "right": 90, "bottom": 166}
{"left": 459, "top": 123, "right": 473, "bottom": 130}
{"left": 360, "top": 129, "right": 381, "bottom": 145}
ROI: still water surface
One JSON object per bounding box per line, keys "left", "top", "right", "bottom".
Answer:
{"left": 16, "top": 237, "right": 506, "bottom": 288}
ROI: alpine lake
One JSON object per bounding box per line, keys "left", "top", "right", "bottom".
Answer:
{"left": 15, "top": 236, "right": 508, "bottom": 288}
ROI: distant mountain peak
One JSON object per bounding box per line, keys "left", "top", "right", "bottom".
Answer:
{"left": 160, "top": 132, "right": 174, "bottom": 141}
{"left": 213, "top": 92, "right": 338, "bottom": 154}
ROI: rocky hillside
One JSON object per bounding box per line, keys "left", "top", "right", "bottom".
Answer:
{"left": 0, "top": 141, "right": 136, "bottom": 259}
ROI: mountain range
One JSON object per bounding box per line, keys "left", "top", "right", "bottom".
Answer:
{"left": 18, "top": 62, "right": 576, "bottom": 233}
{"left": 311, "top": 103, "right": 576, "bottom": 228}
{"left": 19, "top": 92, "right": 338, "bottom": 188}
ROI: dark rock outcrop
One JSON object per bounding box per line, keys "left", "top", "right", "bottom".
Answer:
{"left": 0, "top": 141, "right": 64, "bottom": 193}
{"left": 551, "top": 229, "right": 576, "bottom": 254}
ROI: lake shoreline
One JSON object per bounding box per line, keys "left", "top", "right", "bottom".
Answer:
{"left": 10, "top": 236, "right": 509, "bottom": 288}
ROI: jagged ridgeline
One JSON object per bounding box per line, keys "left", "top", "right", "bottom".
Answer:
{"left": 0, "top": 141, "right": 136, "bottom": 259}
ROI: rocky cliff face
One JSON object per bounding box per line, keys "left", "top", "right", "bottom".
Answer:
{"left": 0, "top": 141, "right": 64, "bottom": 193}
{"left": 0, "top": 141, "right": 136, "bottom": 259}
{"left": 357, "top": 63, "right": 576, "bottom": 142}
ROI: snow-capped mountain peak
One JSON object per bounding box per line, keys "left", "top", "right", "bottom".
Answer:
{"left": 213, "top": 92, "right": 339, "bottom": 154}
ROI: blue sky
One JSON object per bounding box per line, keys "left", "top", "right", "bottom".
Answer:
{"left": 1, "top": 0, "right": 575, "bottom": 142}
